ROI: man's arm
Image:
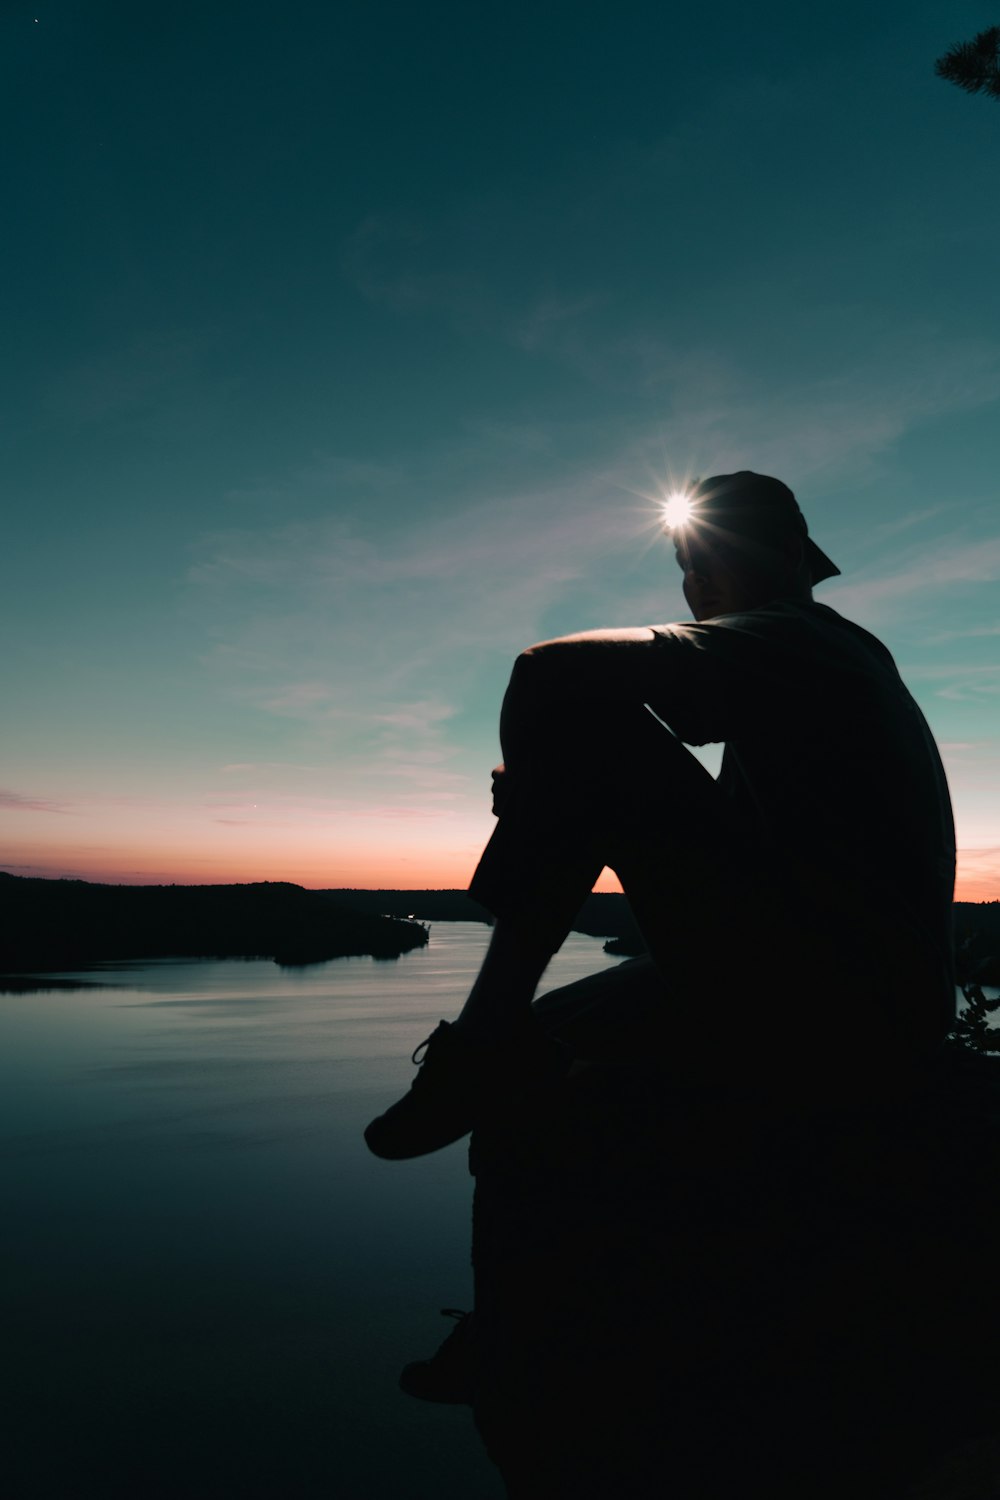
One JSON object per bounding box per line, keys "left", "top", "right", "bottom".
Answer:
{"left": 503, "top": 622, "right": 735, "bottom": 751}
{"left": 516, "top": 627, "right": 662, "bottom": 695}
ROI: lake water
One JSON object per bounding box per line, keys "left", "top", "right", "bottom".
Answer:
{"left": 0, "top": 924, "right": 624, "bottom": 1500}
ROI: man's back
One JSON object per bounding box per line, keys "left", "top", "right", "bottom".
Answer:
{"left": 650, "top": 599, "right": 956, "bottom": 1052}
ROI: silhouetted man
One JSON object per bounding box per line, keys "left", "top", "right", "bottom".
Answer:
{"left": 365, "top": 472, "right": 956, "bottom": 1159}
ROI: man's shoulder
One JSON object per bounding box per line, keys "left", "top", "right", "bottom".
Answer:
{"left": 652, "top": 600, "right": 899, "bottom": 675}
{"left": 714, "top": 597, "right": 882, "bottom": 640}
{"left": 714, "top": 599, "right": 849, "bottom": 631}
{"left": 653, "top": 599, "right": 851, "bottom": 643}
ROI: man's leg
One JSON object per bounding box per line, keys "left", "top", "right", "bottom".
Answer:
{"left": 365, "top": 637, "right": 737, "bottom": 1159}
{"left": 529, "top": 954, "right": 666, "bottom": 1063}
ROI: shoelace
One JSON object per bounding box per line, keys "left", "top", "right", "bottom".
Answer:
{"left": 412, "top": 1035, "right": 434, "bottom": 1066}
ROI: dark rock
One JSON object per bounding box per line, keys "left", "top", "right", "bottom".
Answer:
{"left": 468, "top": 1045, "right": 1000, "bottom": 1498}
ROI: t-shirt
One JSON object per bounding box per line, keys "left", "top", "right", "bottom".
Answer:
{"left": 647, "top": 599, "right": 956, "bottom": 1045}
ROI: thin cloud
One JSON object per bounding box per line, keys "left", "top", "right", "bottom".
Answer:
{"left": 182, "top": 469, "right": 658, "bottom": 830}
{"left": 938, "top": 679, "right": 1000, "bottom": 702}
{"left": 904, "top": 664, "right": 1000, "bottom": 701}
{"left": 257, "top": 682, "right": 339, "bottom": 718}
{"left": 43, "top": 328, "right": 214, "bottom": 426}
{"left": 0, "top": 789, "right": 73, "bottom": 814}
{"left": 365, "top": 804, "right": 457, "bottom": 821}
{"left": 824, "top": 536, "right": 1000, "bottom": 625}
{"left": 213, "top": 817, "right": 294, "bottom": 827}
{"left": 956, "top": 846, "right": 1000, "bottom": 899}
{"left": 512, "top": 295, "right": 604, "bottom": 353}
{"left": 869, "top": 504, "right": 954, "bottom": 540}
{"left": 373, "top": 701, "right": 457, "bottom": 733}
{"left": 659, "top": 348, "right": 999, "bottom": 495}
{"left": 341, "top": 214, "right": 490, "bottom": 327}
{"left": 220, "top": 761, "right": 329, "bottom": 774}
{"left": 185, "top": 470, "right": 629, "bottom": 713}
{"left": 922, "top": 623, "right": 1000, "bottom": 645}
{"left": 960, "top": 847, "right": 1000, "bottom": 867}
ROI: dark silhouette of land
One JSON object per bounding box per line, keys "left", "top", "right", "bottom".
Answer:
{"left": 324, "top": 886, "right": 646, "bottom": 951}
{"left": 0, "top": 872, "right": 428, "bottom": 973}
{"left": 331, "top": 887, "right": 1000, "bottom": 977}
{"left": 596, "top": 897, "right": 1000, "bottom": 975}
{"left": 324, "top": 887, "right": 495, "bottom": 924}
{"left": 6, "top": 870, "right": 997, "bottom": 990}
{"left": 0, "top": 877, "right": 640, "bottom": 976}
{"left": 954, "top": 900, "right": 1000, "bottom": 983}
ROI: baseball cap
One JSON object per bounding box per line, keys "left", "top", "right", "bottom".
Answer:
{"left": 677, "top": 471, "right": 841, "bottom": 585}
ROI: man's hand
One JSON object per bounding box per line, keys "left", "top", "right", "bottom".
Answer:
{"left": 491, "top": 764, "right": 509, "bottom": 817}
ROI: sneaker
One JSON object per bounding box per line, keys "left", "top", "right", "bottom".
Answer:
{"left": 398, "top": 1309, "right": 475, "bottom": 1404}
{"left": 364, "top": 1021, "right": 493, "bottom": 1159}
{"left": 364, "top": 1018, "right": 568, "bottom": 1161}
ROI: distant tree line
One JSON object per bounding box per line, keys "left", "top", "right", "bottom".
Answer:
{"left": 325, "top": 887, "right": 644, "bottom": 947}
{"left": 0, "top": 873, "right": 428, "bottom": 972}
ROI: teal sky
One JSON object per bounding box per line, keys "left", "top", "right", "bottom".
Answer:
{"left": 3, "top": 0, "right": 1000, "bottom": 896}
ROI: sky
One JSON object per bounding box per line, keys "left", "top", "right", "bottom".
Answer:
{"left": 2, "top": 1, "right": 1000, "bottom": 899}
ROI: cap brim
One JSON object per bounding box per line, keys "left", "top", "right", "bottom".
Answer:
{"left": 805, "top": 537, "right": 840, "bottom": 585}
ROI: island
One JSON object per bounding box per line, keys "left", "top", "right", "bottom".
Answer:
{"left": 0, "top": 873, "right": 428, "bottom": 973}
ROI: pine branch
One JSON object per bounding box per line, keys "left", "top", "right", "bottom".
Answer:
{"left": 947, "top": 979, "right": 1000, "bottom": 1053}
{"left": 935, "top": 26, "right": 1000, "bottom": 100}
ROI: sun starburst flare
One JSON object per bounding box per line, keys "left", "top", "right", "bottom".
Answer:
{"left": 660, "top": 491, "right": 694, "bottom": 530}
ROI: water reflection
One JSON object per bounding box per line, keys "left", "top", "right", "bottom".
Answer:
{"left": 0, "top": 924, "right": 620, "bottom": 1499}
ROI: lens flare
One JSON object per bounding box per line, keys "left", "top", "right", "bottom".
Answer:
{"left": 660, "top": 491, "right": 694, "bottom": 530}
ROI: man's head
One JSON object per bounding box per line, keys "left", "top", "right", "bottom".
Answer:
{"left": 668, "top": 471, "right": 840, "bottom": 621}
